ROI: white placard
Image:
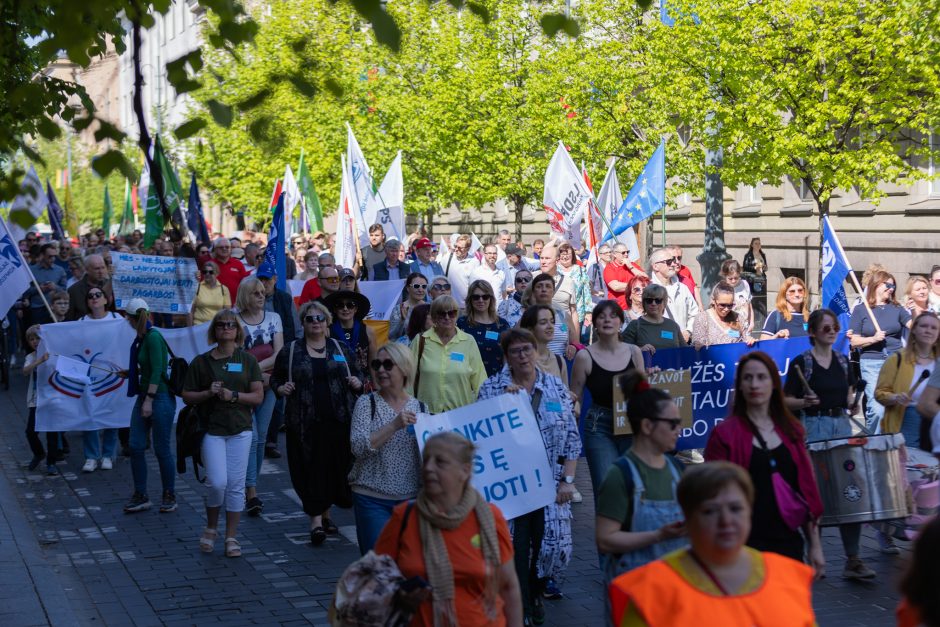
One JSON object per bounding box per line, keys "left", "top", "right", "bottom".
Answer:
{"left": 359, "top": 279, "right": 406, "bottom": 321}
{"left": 112, "top": 252, "right": 199, "bottom": 314}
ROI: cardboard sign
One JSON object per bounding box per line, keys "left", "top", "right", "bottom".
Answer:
{"left": 112, "top": 252, "right": 198, "bottom": 314}
{"left": 613, "top": 368, "right": 693, "bottom": 435}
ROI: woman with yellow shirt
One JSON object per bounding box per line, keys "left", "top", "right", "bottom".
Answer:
{"left": 190, "top": 261, "right": 231, "bottom": 325}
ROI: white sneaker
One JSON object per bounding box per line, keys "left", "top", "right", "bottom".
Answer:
{"left": 100, "top": 457, "right": 113, "bottom": 471}
{"left": 81, "top": 459, "right": 97, "bottom": 473}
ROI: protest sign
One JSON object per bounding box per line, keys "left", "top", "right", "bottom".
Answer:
{"left": 415, "top": 392, "right": 556, "bottom": 520}
{"left": 613, "top": 368, "right": 693, "bottom": 436}
{"left": 112, "top": 252, "right": 199, "bottom": 314}
{"left": 359, "top": 279, "right": 406, "bottom": 321}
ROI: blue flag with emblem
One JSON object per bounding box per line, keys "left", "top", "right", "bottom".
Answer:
{"left": 263, "top": 193, "right": 287, "bottom": 291}
{"left": 187, "top": 173, "right": 210, "bottom": 245}
{"left": 46, "top": 181, "right": 66, "bottom": 241}
{"left": 821, "top": 215, "right": 852, "bottom": 326}
{"left": 604, "top": 141, "right": 666, "bottom": 241}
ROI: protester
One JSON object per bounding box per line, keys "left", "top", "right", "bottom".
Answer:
{"left": 850, "top": 270, "right": 912, "bottom": 431}
{"left": 498, "top": 270, "right": 531, "bottom": 328}
{"left": 295, "top": 250, "right": 319, "bottom": 282}
{"left": 620, "top": 284, "right": 685, "bottom": 354}
{"left": 182, "top": 309, "right": 264, "bottom": 558}
{"left": 704, "top": 352, "right": 825, "bottom": 572}
{"left": 537, "top": 245, "right": 579, "bottom": 328}
{"left": 190, "top": 260, "right": 230, "bottom": 325}
{"left": 271, "top": 300, "right": 364, "bottom": 546}
{"left": 500, "top": 244, "right": 538, "bottom": 293}
{"left": 410, "top": 295, "right": 487, "bottom": 414}
{"left": 478, "top": 329, "right": 580, "bottom": 624}
{"left": 904, "top": 275, "right": 931, "bottom": 318}
{"left": 22, "top": 325, "right": 58, "bottom": 474}
{"left": 66, "top": 256, "right": 84, "bottom": 289}
{"left": 26, "top": 243, "right": 68, "bottom": 325}
{"left": 457, "top": 280, "right": 510, "bottom": 377}
{"left": 648, "top": 247, "right": 698, "bottom": 343}
{"left": 571, "top": 300, "right": 646, "bottom": 492}
{"left": 361, "top": 224, "right": 387, "bottom": 275}
{"left": 234, "top": 277, "right": 284, "bottom": 516}
{"left": 348, "top": 343, "right": 424, "bottom": 554}
{"left": 691, "top": 281, "right": 756, "bottom": 349}
{"left": 762, "top": 277, "right": 811, "bottom": 339}
{"left": 257, "top": 262, "right": 299, "bottom": 341}
{"left": 742, "top": 237, "right": 768, "bottom": 277}
{"left": 595, "top": 374, "right": 686, "bottom": 602}
{"left": 609, "top": 462, "right": 816, "bottom": 626}
{"left": 519, "top": 305, "right": 568, "bottom": 386}
{"left": 440, "top": 234, "right": 479, "bottom": 303}
{"left": 523, "top": 273, "right": 578, "bottom": 359}
{"left": 374, "top": 432, "right": 522, "bottom": 627}
{"left": 389, "top": 272, "right": 429, "bottom": 341}
{"left": 401, "top": 304, "right": 432, "bottom": 346}
{"left": 622, "top": 276, "right": 649, "bottom": 323}
{"left": 587, "top": 244, "right": 612, "bottom": 303}
{"left": 604, "top": 243, "right": 646, "bottom": 310}
{"left": 325, "top": 290, "right": 375, "bottom": 388}
{"left": 428, "top": 275, "right": 453, "bottom": 304}
{"left": 721, "top": 259, "right": 753, "bottom": 335}
{"left": 212, "top": 238, "right": 250, "bottom": 305}
{"left": 897, "top": 515, "right": 940, "bottom": 627}
{"left": 412, "top": 237, "right": 444, "bottom": 282}
{"left": 557, "top": 243, "right": 592, "bottom": 328}
{"left": 470, "top": 243, "right": 507, "bottom": 304}
{"left": 369, "top": 238, "right": 415, "bottom": 281}
{"left": 123, "top": 298, "right": 178, "bottom": 514}
{"left": 929, "top": 265, "right": 940, "bottom": 314}
{"left": 50, "top": 289, "right": 69, "bottom": 322}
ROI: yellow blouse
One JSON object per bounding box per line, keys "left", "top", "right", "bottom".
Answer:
{"left": 192, "top": 281, "right": 231, "bottom": 325}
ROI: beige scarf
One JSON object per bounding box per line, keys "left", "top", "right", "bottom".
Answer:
{"left": 416, "top": 484, "right": 502, "bottom": 627}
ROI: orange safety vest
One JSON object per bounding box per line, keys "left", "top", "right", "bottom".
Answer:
{"left": 609, "top": 551, "right": 815, "bottom": 627}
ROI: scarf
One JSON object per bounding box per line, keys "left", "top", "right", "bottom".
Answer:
{"left": 330, "top": 320, "right": 361, "bottom": 356}
{"left": 126, "top": 323, "right": 153, "bottom": 398}
{"left": 416, "top": 484, "right": 501, "bottom": 627}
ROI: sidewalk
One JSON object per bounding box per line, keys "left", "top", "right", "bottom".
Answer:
{"left": 0, "top": 372, "right": 907, "bottom": 626}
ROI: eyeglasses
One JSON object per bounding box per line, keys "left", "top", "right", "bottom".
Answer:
{"left": 471, "top": 294, "right": 492, "bottom": 302}
{"left": 613, "top": 250, "right": 626, "bottom": 256}
{"left": 430, "top": 283, "right": 451, "bottom": 290}
{"left": 370, "top": 359, "right": 396, "bottom": 372}
{"left": 410, "top": 283, "right": 428, "bottom": 290}
{"left": 651, "top": 417, "right": 682, "bottom": 430}
{"left": 644, "top": 297, "right": 664, "bottom": 305}
{"left": 632, "top": 287, "right": 644, "bottom": 293}
{"left": 884, "top": 283, "right": 896, "bottom": 291}
{"left": 508, "top": 345, "right": 535, "bottom": 357}
{"left": 86, "top": 291, "right": 104, "bottom": 300}
{"left": 303, "top": 314, "right": 326, "bottom": 323}
{"left": 322, "top": 276, "right": 340, "bottom": 283}
{"left": 818, "top": 324, "right": 837, "bottom": 334}
{"left": 203, "top": 269, "right": 215, "bottom": 275}
{"left": 436, "top": 309, "right": 459, "bottom": 319}
{"left": 215, "top": 321, "right": 238, "bottom": 330}
{"left": 714, "top": 302, "right": 734, "bottom": 310}
{"left": 337, "top": 301, "right": 358, "bottom": 310}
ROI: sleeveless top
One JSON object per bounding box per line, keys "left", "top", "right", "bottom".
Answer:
{"left": 584, "top": 349, "right": 634, "bottom": 409}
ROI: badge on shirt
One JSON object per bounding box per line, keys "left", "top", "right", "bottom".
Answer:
{"left": 560, "top": 324, "right": 568, "bottom": 333}
{"left": 660, "top": 330, "right": 674, "bottom": 340}
{"left": 485, "top": 330, "right": 499, "bottom": 341}
{"left": 225, "top": 362, "right": 243, "bottom": 373}
{"left": 727, "top": 330, "right": 741, "bottom": 338}
{"left": 803, "top": 323, "right": 809, "bottom": 331}
{"left": 546, "top": 400, "right": 563, "bottom": 412}
{"left": 333, "top": 354, "right": 347, "bottom": 363}
{"left": 450, "top": 352, "right": 465, "bottom": 362}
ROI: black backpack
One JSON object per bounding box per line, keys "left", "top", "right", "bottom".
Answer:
{"left": 157, "top": 332, "right": 188, "bottom": 397}
{"left": 176, "top": 403, "right": 207, "bottom": 481}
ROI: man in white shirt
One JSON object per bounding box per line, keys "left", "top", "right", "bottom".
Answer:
{"left": 648, "top": 246, "right": 699, "bottom": 343}
{"left": 471, "top": 244, "right": 507, "bottom": 302}
{"left": 440, "top": 234, "right": 479, "bottom": 303}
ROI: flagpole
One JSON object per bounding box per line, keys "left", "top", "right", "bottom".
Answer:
{"left": 825, "top": 216, "right": 881, "bottom": 333}
{"left": 0, "top": 214, "right": 56, "bottom": 321}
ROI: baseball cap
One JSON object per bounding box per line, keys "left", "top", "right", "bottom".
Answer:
{"left": 256, "top": 262, "right": 276, "bottom": 279}
{"left": 338, "top": 267, "right": 356, "bottom": 280}
{"left": 124, "top": 298, "right": 149, "bottom": 315}
{"left": 505, "top": 244, "right": 524, "bottom": 257}
{"left": 414, "top": 237, "right": 432, "bottom": 250}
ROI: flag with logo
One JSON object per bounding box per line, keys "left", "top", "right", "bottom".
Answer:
{"left": 375, "top": 151, "right": 405, "bottom": 242}
{"left": 0, "top": 215, "right": 34, "bottom": 318}
{"left": 334, "top": 155, "right": 358, "bottom": 269}
{"left": 822, "top": 216, "right": 853, "bottom": 326}
{"left": 604, "top": 140, "right": 666, "bottom": 241}
{"left": 346, "top": 123, "right": 379, "bottom": 244}
{"left": 8, "top": 166, "right": 48, "bottom": 243}
{"left": 102, "top": 186, "right": 113, "bottom": 235}
{"left": 596, "top": 160, "right": 640, "bottom": 260}
{"left": 543, "top": 141, "right": 592, "bottom": 248}
{"left": 296, "top": 149, "right": 324, "bottom": 233}
{"left": 46, "top": 182, "right": 67, "bottom": 241}
{"left": 263, "top": 193, "right": 287, "bottom": 291}
{"left": 186, "top": 173, "right": 209, "bottom": 244}
{"left": 282, "top": 165, "right": 301, "bottom": 237}
{"left": 143, "top": 135, "right": 185, "bottom": 248}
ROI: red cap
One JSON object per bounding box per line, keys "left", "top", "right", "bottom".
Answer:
{"left": 413, "top": 237, "right": 432, "bottom": 249}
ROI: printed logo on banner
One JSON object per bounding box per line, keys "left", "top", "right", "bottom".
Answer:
{"left": 0, "top": 235, "right": 23, "bottom": 269}
{"left": 48, "top": 350, "right": 124, "bottom": 399}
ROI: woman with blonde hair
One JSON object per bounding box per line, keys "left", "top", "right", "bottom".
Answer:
{"left": 458, "top": 279, "right": 510, "bottom": 377}
{"left": 904, "top": 276, "right": 931, "bottom": 318}
{"left": 190, "top": 260, "right": 230, "bottom": 325}
{"left": 761, "top": 277, "right": 810, "bottom": 339}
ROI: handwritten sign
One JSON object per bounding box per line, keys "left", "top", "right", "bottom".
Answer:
{"left": 613, "top": 368, "right": 694, "bottom": 436}
{"left": 112, "top": 252, "right": 198, "bottom": 314}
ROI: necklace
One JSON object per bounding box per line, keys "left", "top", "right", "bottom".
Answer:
{"left": 916, "top": 351, "right": 932, "bottom": 360}
{"left": 306, "top": 342, "right": 325, "bottom": 354}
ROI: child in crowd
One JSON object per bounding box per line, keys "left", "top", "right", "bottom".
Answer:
{"left": 22, "top": 325, "right": 59, "bottom": 475}
{"left": 50, "top": 290, "right": 69, "bottom": 322}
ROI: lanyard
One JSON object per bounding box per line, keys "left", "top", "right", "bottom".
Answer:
{"left": 688, "top": 550, "right": 730, "bottom": 596}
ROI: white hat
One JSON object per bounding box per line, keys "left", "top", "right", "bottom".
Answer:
{"left": 124, "top": 298, "right": 149, "bottom": 315}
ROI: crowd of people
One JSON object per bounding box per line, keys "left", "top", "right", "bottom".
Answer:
{"left": 12, "top": 222, "right": 940, "bottom": 626}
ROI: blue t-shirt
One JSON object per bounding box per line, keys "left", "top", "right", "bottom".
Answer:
{"left": 761, "top": 310, "right": 808, "bottom": 338}
{"left": 849, "top": 303, "right": 911, "bottom": 360}
{"left": 456, "top": 316, "right": 510, "bottom": 378}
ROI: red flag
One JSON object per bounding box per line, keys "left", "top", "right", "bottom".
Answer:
{"left": 268, "top": 179, "right": 283, "bottom": 212}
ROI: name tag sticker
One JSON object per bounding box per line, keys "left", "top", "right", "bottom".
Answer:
{"left": 485, "top": 331, "right": 499, "bottom": 341}
{"left": 546, "top": 401, "right": 563, "bottom": 412}
{"left": 561, "top": 324, "right": 568, "bottom": 333}
{"left": 660, "top": 330, "right": 674, "bottom": 340}
{"left": 450, "top": 352, "right": 465, "bottom": 362}
{"left": 333, "top": 354, "right": 347, "bottom": 363}
{"left": 803, "top": 323, "right": 809, "bottom": 331}
{"left": 225, "top": 362, "right": 243, "bottom": 373}
{"left": 727, "top": 330, "right": 741, "bottom": 338}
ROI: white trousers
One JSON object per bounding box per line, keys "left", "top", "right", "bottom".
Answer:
{"left": 201, "top": 431, "right": 252, "bottom": 511}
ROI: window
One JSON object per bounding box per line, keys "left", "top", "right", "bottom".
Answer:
{"left": 749, "top": 183, "right": 762, "bottom": 204}
{"left": 780, "top": 267, "right": 807, "bottom": 286}
{"left": 796, "top": 177, "right": 812, "bottom": 202}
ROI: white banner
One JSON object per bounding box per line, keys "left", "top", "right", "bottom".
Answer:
{"left": 112, "top": 252, "right": 199, "bottom": 314}
{"left": 7, "top": 166, "right": 48, "bottom": 243}
{"left": 543, "top": 141, "right": 592, "bottom": 248}
{"left": 415, "top": 392, "right": 555, "bottom": 521}
{"left": 0, "top": 216, "right": 33, "bottom": 319}
{"left": 359, "top": 279, "right": 406, "bottom": 321}
{"left": 287, "top": 279, "right": 306, "bottom": 299}
{"left": 375, "top": 151, "right": 405, "bottom": 242}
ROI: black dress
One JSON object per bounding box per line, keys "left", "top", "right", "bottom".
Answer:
{"left": 748, "top": 443, "right": 804, "bottom": 561}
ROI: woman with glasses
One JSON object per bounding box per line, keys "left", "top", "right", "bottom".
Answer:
{"left": 348, "top": 343, "right": 424, "bottom": 554}
{"left": 190, "top": 261, "right": 230, "bottom": 326}
{"left": 524, "top": 273, "right": 579, "bottom": 360}
{"left": 904, "top": 275, "right": 931, "bottom": 318}
{"left": 596, "top": 373, "right": 686, "bottom": 604}
{"left": 271, "top": 301, "right": 364, "bottom": 546}
{"left": 410, "top": 295, "right": 487, "bottom": 414}
{"left": 620, "top": 284, "right": 685, "bottom": 355}
{"left": 520, "top": 304, "right": 568, "bottom": 386}
{"left": 761, "top": 277, "right": 810, "bottom": 339}
{"left": 691, "top": 282, "right": 756, "bottom": 349}
{"left": 929, "top": 266, "right": 940, "bottom": 313}
{"left": 721, "top": 259, "right": 753, "bottom": 335}
{"left": 478, "top": 328, "right": 581, "bottom": 625}
{"left": 325, "top": 290, "right": 376, "bottom": 390}
{"left": 623, "top": 276, "right": 650, "bottom": 323}
{"left": 498, "top": 270, "right": 533, "bottom": 328}
{"left": 182, "top": 310, "right": 264, "bottom": 557}
{"left": 428, "top": 276, "right": 454, "bottom": 306}
{"left": 850, "top": 270, "right": 913, "bottom": 431}
{"left": 458, "top": 280, "right": 511, "bottom": 377}
{"left": 389, "top": 272, "right": 428, "bottom": 341}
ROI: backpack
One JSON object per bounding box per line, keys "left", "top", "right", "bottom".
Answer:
{"left": 800, "top": 349, "right": 850, "bottom": 386}
{"left": 175, "top": 403, "right": 207, "bottom": 481}
{"left": 159, "top": 333, "right": 188, "bottom": 397}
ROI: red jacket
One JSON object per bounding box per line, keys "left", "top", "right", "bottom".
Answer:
{"left": 704, "top": 414, "right": 824, "bottom": 519}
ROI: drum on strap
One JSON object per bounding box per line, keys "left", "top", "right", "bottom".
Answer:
{"left": 808, "top": 432, "right": 909, "bottom": 526}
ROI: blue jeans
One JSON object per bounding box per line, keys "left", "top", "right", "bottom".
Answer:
{"left": 900, "top": 405, "right": 921, "bottom": 449}
{"left": 83, "top": 429, "right": 118, "bottom": 461}
{"left": 582, "top": 406, "right": 632, "bottom": 494}
{"left": 860, "top": 358, "right": 887, "bottom": 432}
{"left": 353, "top": 492, "right": 409, "bottom": 555}
{"left": 129, "top": 393, "right": 176, "bottom": 496}
{"left": 246, "top": 388, "right": 276, "bottom": 489}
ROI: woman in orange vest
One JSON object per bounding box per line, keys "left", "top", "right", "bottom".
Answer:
{"left": 609, "top": 462, "right": 816, "bottom": 627}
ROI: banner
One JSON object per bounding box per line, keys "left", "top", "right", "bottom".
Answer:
{"left": 8, "top": 165, "right": 48, "bottom": 243}
{"left": 346, "top": 123, "right": 379, "bottom": 242}
{"left": 543, "top": 141, "right": 592, "bottom": 248}
{"left": 415, "top": 392, "right": 556, "bottom": 521}
{"left": 822, "top": 215, "right": 852, "bottom": 326}
{"left": 613, "top": 368, "right": 693, "bottom": 436}
{"left": 297, "top": 148, "right": 324, "bottom": 232}
{"left": 358, "top": 279, "right": 406, "bottom": 320}
{"left": 46, "top": 181, "right": 67, "bottom": 241}
{"left": 112, "top": 252, "right": 199, "bottom": 314}
{"left": 334, "top": 155, "right": 358, "bottom": 269}
{"left": 263, "top": 193, "right": 288, "bottom": 291}
{"left": 375, "top": 151, "right": 405, "bottom": 242}
{"left": 596, "top": 160, "right": 640, "bottom": 261}
{"left": 0, "top": 215, "right": 34, "bottom": 319}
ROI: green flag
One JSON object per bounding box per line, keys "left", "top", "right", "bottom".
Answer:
{"left": 297, "top": 148, "right": 324, "bottom": 232}
{"left": 102, "top": 186, "right": 113, "bottom": 235}
{"left": 118, "top": 179, "right": 134, "bottom": 235}
{"left": 143, "top": 135, "right": 185, "bottom": 248}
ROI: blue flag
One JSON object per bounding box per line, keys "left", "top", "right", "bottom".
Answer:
{"left": 187, "top": 173, "right": 209, "bottom": 245}
{"left": 46, "top": 181, "right": 66, "bottom": 241}
{"left": 604, "top": 141, "right": 666, "bottom": 241}
{"left": 822, "top": 216, "right": 852, "bottom": 325}
{"left": 263, "top": 193, "right": 287, "bottom": 291}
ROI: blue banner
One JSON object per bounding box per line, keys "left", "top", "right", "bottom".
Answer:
{"left": 263, "top": 193, "right": 287, "bottom": 291}
{"left": 46, "top": 182, "right": 66, "bottom": 241}
{"left": 187, "top": 173, "right": 210, "bottom": 245}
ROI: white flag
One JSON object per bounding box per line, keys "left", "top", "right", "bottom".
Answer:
{"left": 543, "top": 142, "right": 591, "bottom": 248}
{"left": 375, "top": 151, "right": 405, "bottom": 243}
{"left": 8, "top": 166, "right": 49, "bottom": 243}
{"left": 346, "top": 123, "right": 379, "bottom": 243}
{"left": 358, "top": 279, "right": 407, "bottom": 321}
{"left": 596, "top": 160, "right": 640, "bottom": 261}
{"left": 334, "top": 155, "right": 358, "bottom": 270}
{"left": 439, "top": 236, "right": 450, "bottom": 257}
{"left": 282, "top": 165, "right": 301, "bottom": 236}
{"left": 0, "top": 216, "right": 33, "bottom": 319}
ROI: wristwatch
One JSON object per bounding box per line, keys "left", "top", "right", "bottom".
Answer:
{"left": 230, "top": 390, "right": 239, "bottom": 403}
{"left": 563, "top": 476, "right": 575, "bottom": 484}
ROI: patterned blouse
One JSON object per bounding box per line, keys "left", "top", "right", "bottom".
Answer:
{"left": 457, "top": 315, "right": 511, "bottom": 377}
{"left": 559, "top": 264, "right": 593, "bottom": 323}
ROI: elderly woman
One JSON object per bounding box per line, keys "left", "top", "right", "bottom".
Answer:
{"left": 610, "top": 462, "right": 816, "bottom": 626}
{"left": 271, "top": 300, "right": 364, "bottom": 546}
{"left": 761, "top": 277, "right": 810, "bottom": 339}
{"left": 123, "top": 298, "right": 177, "bottom": 514}
{"left": 691, "top": 281, "right": 756, "bottom": 349}
{"left": 234, "top": 277, "right": 284, "bottom": 516}
{"left": 182, "top": 310, "right": 264, "bottom": 557}
{"left": 410, "top": 295, "right": 487, "bottom": 414}
{"left": 348, "top": 343, "right": 424, "bottom": 554}
{"left": 458, "top": 279, "right": 511, "bottom": 377}
{"left": 390, "top": 272, "right": 429, "bottom": 341}
{"left": 519, "top": 304, "right": 568, "bottom": 386}
{"left": 428, "top": 276, "right": 454, "bottom": 305}
{"left": 375, "top": 432, "right": 523, "bottom": 627}
{"left": 478, "top": 329, "right": 581, "bottom": 625}
{"left": 497, "top": 270, "right": 532, "bottom": 328}
{"left": 620, "top": 284, "right": 685, "bottom": 354}
{"left": 523, "top": 273, "right": 579, "bottom": 359}
{"left": 79, "top": 287, "right": 122, "bottom": 473}
{"left": 190, "top": 260, "right": 230, "bottom": 326}
{"left": 904, "top": 275, "right": 931, "bottom": 318}
{"left": 705, "top": 352, "right": 825, "bottom": 574}
{"left": 850, "top": 270, "right": 913, "bottom": 431}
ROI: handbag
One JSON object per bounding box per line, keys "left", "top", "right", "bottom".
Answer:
{"left": 753, "top": 428, "right": 811, "bottom": 531}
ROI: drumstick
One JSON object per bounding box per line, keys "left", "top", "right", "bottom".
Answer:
{"left": 791, "top": 364, "right": 814, "bottom": 397}
{"left": 908, "top": 369, "right": 931, "bottom": 397}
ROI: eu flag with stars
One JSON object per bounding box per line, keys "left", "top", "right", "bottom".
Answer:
{"left": 604, "top": 141, "right": 666, "bottom": 241}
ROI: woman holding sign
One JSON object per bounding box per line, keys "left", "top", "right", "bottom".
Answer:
{"left": 691, "top": 282, "right": 756, "bottom": 349}
{"left": 478, "top": 328, "right": 581, "bottom": 625}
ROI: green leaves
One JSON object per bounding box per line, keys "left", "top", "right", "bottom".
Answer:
{"left": 540, "top": 14, "right": 581, "bottom": 38}
{"left": 91, "top": 149, "right": 137, "bottom": 182}
{"left": 174, "top": 118, "right": 208, "bottom": 141}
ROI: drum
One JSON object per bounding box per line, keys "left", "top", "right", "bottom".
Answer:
{"left": 906, "top": 447, "right": 939, "bottom": 517}
{"left": 808, "top": 433, "right": 909, "bottom": 526}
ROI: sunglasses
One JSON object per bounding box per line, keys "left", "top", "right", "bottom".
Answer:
{"left": 215, "top": 321, "right": 238, "bottom": 330}
{"left": 86, "top": 291, "right": 104, "bottom": 300}
{"left": 644, "top": 297, "right": 664, "bottom": 305}
{"left": 516, "top": 276, "right": 531, "bottom": 283}
{"left": 508, "top": 345, "right": 534, "bottom": 357}
{"left": 410, "top": 283, "right": 428, "bottom": 290}
{"left": 431, "top": 283, "right": 451, "bottom": 290}
{"left": 471, "top": 294, "right": 492, "bottom": 301}
{"left": 884, "top": 283, "right": 896, "bottom": 291}
{"left": 203, "top": 269, "right": 215, "bottom": 275}
{"left": 436, "top": 309, "right": 459, "bottom": 319}
{"left": 370, "top": 359, "right": 396, "bottom": 372}
{"left": 655, "top": 256, "right": 679, "bottom": 265}
{"left": 714, "top": 302, "right": 734, "bottom": 310}
{"left": 337, "top": 301, "right": 358, "bottom": 310}
{"left": 651, "top": 418, "right": 682, "bottom": 430}
{"left": 303, "top": 314, "right": 326, "bottom": 323}
{"left": 818, "top": 324, "right": 838, "bottom": 334}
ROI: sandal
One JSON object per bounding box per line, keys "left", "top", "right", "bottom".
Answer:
{"left": 310, "top": 526, "right": 326, "bottom": 546}
{"left": 200, "top": 528, "right": 218, "bottom": 553}
{"left": 322, "top": 518, "right": 339, "bottom": 534}
{"left": 224, "top": 537, "right": 242, "bottom": 558}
